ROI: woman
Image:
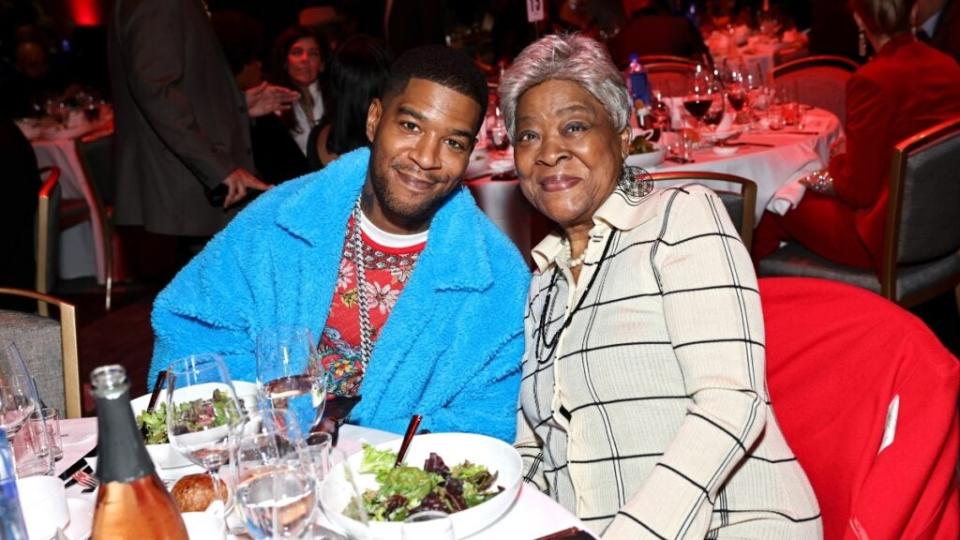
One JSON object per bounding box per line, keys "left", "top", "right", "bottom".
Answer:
{"left": 305, "top": 35, "right": 391, "bottom": 170}
{"left": 502, "top": 34, "right": 822, "bottom": 539}
{"left": 271, "top": 26, "right": 328, "bottom": 156}
{"left": 753, "top": 0, "right": 960, "bottom": 270}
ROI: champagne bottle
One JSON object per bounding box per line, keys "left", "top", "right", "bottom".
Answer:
{"left": 90, "top": 365, "right": 188, "bottom": 540}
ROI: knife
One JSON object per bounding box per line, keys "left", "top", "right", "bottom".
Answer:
{"left": 140, "top": 371, "right": 167, "bottom": 439}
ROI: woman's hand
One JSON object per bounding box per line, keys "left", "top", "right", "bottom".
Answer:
{"left": 800, "top": 169, "right": 837, "bottom": 196}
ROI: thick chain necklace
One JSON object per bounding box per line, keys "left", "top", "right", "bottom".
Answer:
{"left": 351, "top": 198, "right": 373, "bottom": 366}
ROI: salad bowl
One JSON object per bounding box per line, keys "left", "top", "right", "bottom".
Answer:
{"left": 320, "top": 432, "right": 522, "bottom": 539}
{"left": 130, "top": 380, "right": 258, "bottom": 471}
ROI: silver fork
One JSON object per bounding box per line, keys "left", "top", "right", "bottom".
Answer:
{"left": 72, "top": 468, "right": 99, "bottom": 491}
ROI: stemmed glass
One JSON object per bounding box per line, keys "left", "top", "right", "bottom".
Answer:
{"left": 234, "top": 408, "right": 316, "bottom": 539}
{"left": 0, "top": 343, "right": 38, "bottom": 437}
{"left": 256, "top": 327, "right": 332, "bottom": 443}
{"left": 721, "top": 61, "right": 748, "bottom": 121}
{"left": 683, "top": 65, "right": 722, "bottom": 130}
{"left": 166, "top": 354, "right": 245, "bottom": 517}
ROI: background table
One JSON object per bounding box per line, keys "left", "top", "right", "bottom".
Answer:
{"left": 56, "top": 419, "right": 593, "bottom": 539}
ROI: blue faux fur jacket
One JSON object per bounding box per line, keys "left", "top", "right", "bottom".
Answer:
{"left": 149, "top": 148, "right": 531, "bottom": 441}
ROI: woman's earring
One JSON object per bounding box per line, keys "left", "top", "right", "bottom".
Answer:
{"left": 858, "top": 30, "right": 868, "bottom": 57}
{"left": 616, "top": 165, "right": 653, "bottom": 204}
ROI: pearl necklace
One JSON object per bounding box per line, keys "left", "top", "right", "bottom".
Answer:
{"left": 566, "top": 242, "right": 586, "bottom": 268}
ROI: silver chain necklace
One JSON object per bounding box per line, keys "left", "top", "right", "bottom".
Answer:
{"left": 351, "top": 198, "right": 374, "bottom": 366}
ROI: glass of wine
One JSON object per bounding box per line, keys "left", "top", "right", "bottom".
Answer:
{"left": 234, "top": 411, "right": 315, "bottom": 540}
{"left": 683, "top": 65, "right": 720, "bottom": 130}
{"left": 256, "top": 327, "right": 331, "bottom": 444}
{"left": 166, "top": 354, "right": 244, "bottom": 516}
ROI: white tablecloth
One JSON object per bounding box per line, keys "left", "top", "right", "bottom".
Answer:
{"left": 651, "top": 108, "right": 842, "bottom": 221}
{"left": 56, "top": 419, "right": 592, "bottom": 539}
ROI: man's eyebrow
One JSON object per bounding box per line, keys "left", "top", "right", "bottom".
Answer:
{"left": 397, "top": 105, "right": 426, "bottom": 121}
{"left": 398, "top": 104, "right": 473, "bottom": 140}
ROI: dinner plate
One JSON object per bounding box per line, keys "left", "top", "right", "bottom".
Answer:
{"left": 130, "top": 381, "right": 258, "bottom": 471}
{"left": 319, "top": 432, "right": 522, "bottom": 540}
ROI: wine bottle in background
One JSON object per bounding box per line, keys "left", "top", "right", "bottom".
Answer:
{"left": 0, "top": 428, "right": 29, "bottom": 540}
{"left": 90, "top": 365, "right": 188, "bottom": 540}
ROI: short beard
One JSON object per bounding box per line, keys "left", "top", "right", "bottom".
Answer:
{"left": 365, "top": 149, "right": 455, "bottom": 232}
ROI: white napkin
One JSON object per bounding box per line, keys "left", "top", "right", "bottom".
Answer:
{"left": 768, "top": 177, "right": 808, "bottom": 215}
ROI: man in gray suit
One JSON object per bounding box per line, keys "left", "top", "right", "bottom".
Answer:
{"left": 108, "top": 0, "right": 297, "bottom": 245}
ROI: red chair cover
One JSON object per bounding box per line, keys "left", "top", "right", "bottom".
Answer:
{"left": 761, "top": 277, "right": 959, "bottom": 540}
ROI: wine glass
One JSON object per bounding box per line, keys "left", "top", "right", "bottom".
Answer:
{"left": 166, "top": 354, "right": 244, "bottom": 516}
{"left": 256, "top": 327, "right": 332, "bottom": 442}
{"left": 0, "top": 343, "right": 39, "bottom": 437}
{"left": 235, "top": 411, "right": 315, "bottom": 539}
{"left": 683, "top": 65, "right": 720, "bottom": 129}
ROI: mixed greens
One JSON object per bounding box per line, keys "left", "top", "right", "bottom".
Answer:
{"left": 136, "top": 389, "right": 236, "bottom": 445}
{"left": 347, "top": 443, "right": 502, "bottom": 522}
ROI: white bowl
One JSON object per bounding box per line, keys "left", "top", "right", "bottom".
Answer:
{"left": 625, "top": 144, "right": 666, "bottom": 169}
{"left": 320, "top": 432, "right": 522, "bottom": 540}
{"left": 700, "top": 127, "right": 743, "bottom": 144}
{"left": 130, "top": 381, "right": 258, "bottom": 471}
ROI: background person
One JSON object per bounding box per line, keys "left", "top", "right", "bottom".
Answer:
{"left": 271, "top": 25, "right": 328, "bottom": 156}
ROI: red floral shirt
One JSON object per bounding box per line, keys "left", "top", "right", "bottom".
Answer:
{"left": 317, "top": 217, "right": 425, "bottom": 397}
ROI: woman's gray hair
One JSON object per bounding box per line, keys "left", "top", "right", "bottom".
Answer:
{"left": 498, "top": 34, "right": 631, "bottom": 140}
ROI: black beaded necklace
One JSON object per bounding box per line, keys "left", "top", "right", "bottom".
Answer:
{"left": 535, "top": 232, "right": 616, "bottom": 364}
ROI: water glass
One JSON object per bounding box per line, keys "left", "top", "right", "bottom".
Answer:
{"left": 402, "top": 511, "right": 456, "bottom": 540}
{"left": 0, "top": 343, "right": 39, "bottom": 437}
{"left": 11, "top": 409, "right": 53, "bottom": 477}
{"left": 256, "top": 327, "right": 331, "bottom": 438}
{"left": 31, "top": 407, "right": 61, "bottom": 461}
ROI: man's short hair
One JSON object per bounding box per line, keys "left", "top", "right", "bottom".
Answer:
{"left": 383, "top": 45, "right": 489, "bottom": 131}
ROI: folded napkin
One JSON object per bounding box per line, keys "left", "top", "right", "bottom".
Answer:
{"left": 768, "top": 176, "right": 808, "bottom": 216}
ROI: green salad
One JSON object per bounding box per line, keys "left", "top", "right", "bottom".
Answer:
{"left": 346, "top": 443, "right": 502, "bottom": 522}
{"left": 136, "top": 389, "right": 236, "bottom": 445}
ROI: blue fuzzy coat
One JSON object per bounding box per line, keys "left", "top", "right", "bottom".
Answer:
{"left": 149, "top": 148, "right": 530, "bottom": 441}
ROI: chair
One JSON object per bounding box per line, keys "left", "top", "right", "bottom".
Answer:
{"left": 758, "top": 115, "right": 960, "bottom": 310}
{"left": 75, "top": 131, "right": 116, "bottom": 311}
{"left": 649, "top": 171, "right": 757, "bottom": 251}
{"left": 35, "top": 167, "right": 62, "bottom": 316}
{"left": 0, "top": 287, "right": 81, "bottom": 419}
{"left": 772, "top": 55, "right": 860, "bottom": 124}
{"left": 644, "top": 61, "right": 696, "bottom": 97}
{"left": 761, "top": 277, "right": 959, "bottom": 539}
{"left": 466, "top": 181, "right": 552, "bottom": 270}
{"left": 637, "top": 54, "right": 699, "bottom": 66}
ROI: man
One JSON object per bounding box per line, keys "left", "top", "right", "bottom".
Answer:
{"left": 107, "top": 0, "right": 297, "bottom": 254}
{"left": 915, "top": 0, "right": 960, "bottom": 63}
{"left": 148, "top": 46, "right": 530, "bottom": 442}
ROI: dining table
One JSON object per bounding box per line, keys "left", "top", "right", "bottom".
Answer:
{"left": 18, "top": 113, "right": 114, "bottom": 283}
{"left": 54, "top": 417, "right": 593, "bottom": 539}
{"left": 466, "top": 107, "right": 843, "bottom": 229}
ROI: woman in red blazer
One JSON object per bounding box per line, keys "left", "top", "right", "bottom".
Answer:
{"left": 753, "top": 0, "right": 960, "bottom": 271}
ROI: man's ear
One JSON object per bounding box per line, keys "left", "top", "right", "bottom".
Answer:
{"left": 366, "top": 98, "right": 383, "bottom": 143}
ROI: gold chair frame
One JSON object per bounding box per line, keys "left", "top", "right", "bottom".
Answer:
{"left": 0, "top": 287, "right": 80, "bottom": 419}
{"left": 36, "top": 167, "right": 61, "bottom": 317}
{"left": 648, "top": 171, "right": 758, "bottom": 251}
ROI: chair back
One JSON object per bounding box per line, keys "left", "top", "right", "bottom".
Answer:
{"left": 648, "top": 171, "right": 757, "bottom": 251}
{"left": 637, "top": 54, "right": 697, "bottom": 66}
{"left": 881, "top": 115, "right": 960, "bottom": 296}
{"left": 762, "top": 277, "right": 959, "bottom": 540}
{"left": 466, "top": 181, "right": 552, "bottom": 269}
{"left": 645, "top": 61, "right": 696, "bottom": 97}
{"left": 35, "top": 167, "right": 61, "bottom": 314}
{"left": 76, "top": 131, "right": 115, "bottom": 206}
{"left": 0, "top": 288, "right": 80, "bottom": 418}
{"left": 772, "top": 55, "right": 859, "bottom": 124}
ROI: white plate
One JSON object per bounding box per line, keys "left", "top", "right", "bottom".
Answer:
{"left": 319, "top": 432, "right": 522, "bottom": 540}
{"left": 700, "top": 127, "right": 743, "bottom": 144}
{"left": 63, "top": 497, "right": 95, "bottom": 540}
{"left": 130, "top": 381, "right": 258, "bottom": 471}
{"left": 625, "top": 144, "right": 666, "bottom": 169}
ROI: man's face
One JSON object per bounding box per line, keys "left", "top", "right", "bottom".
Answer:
{"left": 364, "top": 78, "right": 481, "bottom": 234}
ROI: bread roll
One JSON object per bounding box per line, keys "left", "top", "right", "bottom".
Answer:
{"left": 171, "top": 473, "right": 227, "bottom": 512}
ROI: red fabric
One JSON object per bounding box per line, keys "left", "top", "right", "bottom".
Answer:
{"left": 754, "top": 37, "right": 960, "bottom": 272}
{"left": 317, "top": 217, "right": 424, "bottom": 396}
{"left": 761, "top": 277, "right": 959, "bottom": 540}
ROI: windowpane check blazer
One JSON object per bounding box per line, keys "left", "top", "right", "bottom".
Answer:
{"left": 516, "top": 184, "right": 822, "bottom": 539}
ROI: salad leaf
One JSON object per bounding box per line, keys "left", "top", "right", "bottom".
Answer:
{"left": 358, "top": 443, "right": 397, "bottom": 479}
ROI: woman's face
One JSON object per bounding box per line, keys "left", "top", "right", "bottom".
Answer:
{"left": 286, "top": 37, "right": 322, "bottom": 88}
{"left": 513, "top": 79, "right": 629, "bottom": 232}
